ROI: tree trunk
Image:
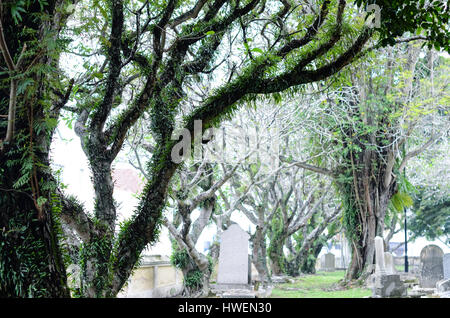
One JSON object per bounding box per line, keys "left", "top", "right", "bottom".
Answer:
{"left": 0, "top": 80, "right": 70, "bottom": 298}
{"left": 299, "top": 242, "right": 323, "bottom": 275}
{"left": 0, "top": 185, "right": 70, "bottom": 297}
{"left": 0, "top": 1, "right": 75, "bottom": 297}
{"left": 341, "top": 149, "right": 396, "bottom": 281}
{"left": 268, "top": 234, "right": 287, "bottom": 276}
{"left": 77, "top": 158, "right": 116, "bottom": 297}
{"left": 251, "top": 226, "right": 270, "bottom": 286}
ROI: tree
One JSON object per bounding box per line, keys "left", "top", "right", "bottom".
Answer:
{"left": 164, "top": 160, "right": 246, "bottom": 297}
{"left": 407, "top": 133, "right": 450, "bottom": 245}
{"left": 60, "top": 0, "right": 377, "bottom": 297}
{"left": 0, "top": 0, "right": 78, "bottom": 297}
{"left": 282, "top": 43, "right": 449, "bottom": 281}
{"left": 409, "top": 189, "right": 450, "bottom": 244}
{"left": 285, "top": 212, "right": 340, "bottom": 275}
{"left": 265, "top": 171, "right": 337, "bottom": 276}
{"left": 205, "top": 102, "right": 343, "bottom": 280}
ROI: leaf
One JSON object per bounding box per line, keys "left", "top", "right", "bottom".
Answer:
{"left": 205, "top": 30, "right": 215, "bottom": 36}
{"left": 251, "top": 48, "right": 264, "bottom": 54}
{"left": 93, "top": 72, "right": 104, "bottom": 79}
{"left": 11, "top": 1, "right": 26, "bottom": 24}
{"left": 391, "top": 192, "right": 413, "bottom": 213}
{"left": 37, "top": 197, "right": 48, "bottom": 207}
{"left": 45, "top": 117, "right": 58, "bottom": 130}
{"left": 17, "top": 79, "right": 34, "bottom": 95}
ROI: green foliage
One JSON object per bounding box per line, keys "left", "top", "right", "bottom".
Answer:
{"left": 184, "top": 270, "right": 203, "bottom": 289}
{"left": 336, "top": 174, "right": 360, "bottom": 245}
{"left": 170, "top": 248, "right": 190, "bottom": 269}
{"left": 356, "top": 0, "right": 450, "bottom": 52}
{"left": 0, "top": 211, "right": 51, "bottom": 297}
{"left": 390, "top": 192, "right": 413, "bottom": 213}
{"left": 267, "top": 209, "right": 287, "bottom": 274}
{"left": 409, "top": 187, "right": 450, "bottom": 244}
{"left": 78, "top": 231, "right": 115, "bottom": 297}
{"left": 2, "top": 0, "right": 448, "bottom": 298}
{"left": 170, "top": 243, "right": 213, "bottom": 293}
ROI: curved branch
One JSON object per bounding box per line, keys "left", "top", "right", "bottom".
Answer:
{"left": 277, "top": 0, "right": 332, "bottom": 58}
{"left": 89, "top": 0, "right": 124, "bottom": 133}
{"left": 280, "top": 155, "right": 335, "bottom": 177}
{"left": 398, "top": 134, "right": 440, "bottom": 173}
{"left": 59, "top": 192, "right": 94, "bottom": 244}
{"left": 251, "top": 27, "right": 373, "bottom": 94}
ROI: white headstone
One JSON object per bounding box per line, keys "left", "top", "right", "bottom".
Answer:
{"left": 443, "top": 253, "right": 450, "bottom": 280}
{"left": 384, "top": 252, "right": 396, "bottom": 274}
{"left": 217, "top": 224, "right": 250, "bottom": 285}
{"left": 372, "top": 238, "right": 407, "bottom": 297}
{"left": 374, "top": 236, "right": 386, "bottom": 275}
{"left": 420, "top": 245, "right": 444, "bottom": 288}
{"left": 324, "top": 253, "right": 335, "bottom": 272}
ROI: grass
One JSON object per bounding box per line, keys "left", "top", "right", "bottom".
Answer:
{"left": 270, "top": 271, "right": 372, "bottom": 298}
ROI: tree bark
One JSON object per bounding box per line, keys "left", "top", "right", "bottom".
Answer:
{"left": 0, "top": 0, "right": 77, "bottom": 297}
{"left": 342, "top": 148, "right": 397, "bottom": 281}
{"left": 268, "top": 232, "right": 288, "bottom": 276}
{"left": 251, "top": 225, "right": 271, "bottom": 286}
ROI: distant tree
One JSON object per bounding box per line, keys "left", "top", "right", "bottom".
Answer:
{"left": 407, "top": 135, "right": 450, "bottom": 245}
{"left": 282, "top": 44, "right": 449, "bottom": 281}
{"left": 409, "top": 188, "right": 450, "bottom": 245}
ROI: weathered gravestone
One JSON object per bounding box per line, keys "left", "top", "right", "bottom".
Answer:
{"left": 217, "top": 224, "right": 250, "bottom": 288}
{"left": 384, "top": 252, "right": 396, "bottom": 274}
{"left": 443, "top": 253, "right": 450, "bottom": 280}
{"left": 419, "top": 245, "right": 444, "bottom": 288}
{"left": 375, "top": 237, "right": 386, "bottom": 275}
{"left": 371, "top": 236, "right": 407, "bottom": 297}
{"left": 323, "top": 253, "right": 335, "bottom": 272}
{"left": 436, "top": 254, "right": 450, "bottom": 295}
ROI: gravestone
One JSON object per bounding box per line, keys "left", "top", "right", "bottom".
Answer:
{"left": 371, "top": 236, "right": 407, "bottom": 297}
{"left": 384, "top": 252, "right": 396, "bottom": 274}
{"left": 436, "top": 253, "right": 450, "bottom": 296}
{"left": 323, "top": 253, "right": 335, "bottom": 272}
{"left": 320, "top": 254, "right": 326, "bottom": 269}
{"left": 443, "top": 253, "right": 450, "bottom": 280}
{"left": 217, "top": 224, "right": 250, "bottom": 288}
{"left": 419, "top": 245, "right": 444, "bottom": 288}
{"left": 374, "top": 237, "right": 386, "bottom": 275}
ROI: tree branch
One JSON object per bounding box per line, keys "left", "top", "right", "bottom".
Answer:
{"left": 250, "top": 27, "right": 373, "bottom": 94}
{"left": 280, "top": 155, "right": 335, "bottom": 177}
{"left": 170, "top": 0, "right": 208, "bottom": 28}
{"left": 398, "top": 134, "right": 440, "bottom": 172}
{"left": 89, "top": 0, "right": 124, "bottom": 134}
{"left": 0, "top": 0, "right": 15, "bottom": 71}
{"left": 277, "top": 0, "right": 331, "bottom": 58}
{"left": 58, "top": 191, "right": 94, "bottom": 244}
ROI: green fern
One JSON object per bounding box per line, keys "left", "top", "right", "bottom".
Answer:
{"left": 390, "top": 191, "right": 413, "bottom": 213}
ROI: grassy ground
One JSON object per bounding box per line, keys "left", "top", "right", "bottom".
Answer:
{"left": 270, "top": 271, "right": 372, "bottom": 298}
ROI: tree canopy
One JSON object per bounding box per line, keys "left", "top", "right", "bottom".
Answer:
{"left": 0, "top": 0, "right": 448, "bottom": 297}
